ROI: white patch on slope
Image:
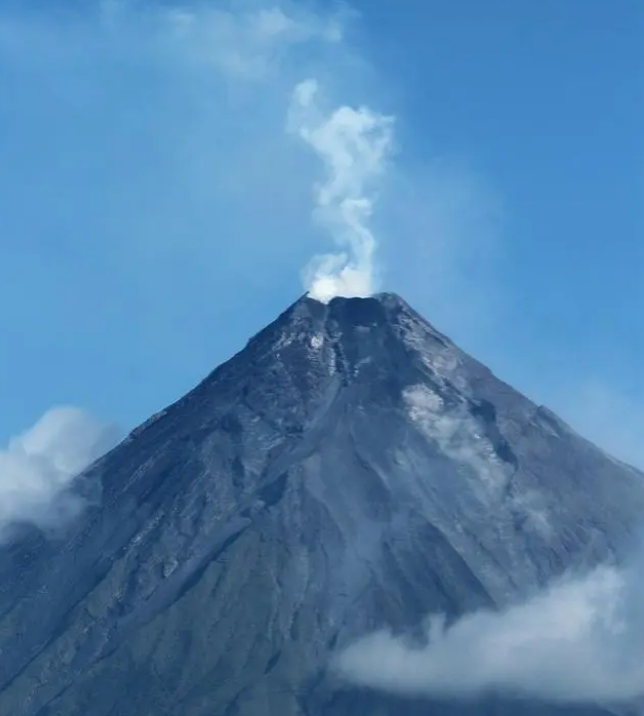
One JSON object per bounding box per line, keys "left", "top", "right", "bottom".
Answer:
{"left": 310, "top": 333, "right": 324, "bottom": 349}
{"left": 509, "top": 488, "right": 552, "bottom": 537}
{"left": 403, "top": 384, "right": 507, "bottom": 494}
{"left": 403, "top": 383, "right": 552, "bottom": 537}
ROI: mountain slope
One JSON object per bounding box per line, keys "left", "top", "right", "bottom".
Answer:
{"left": 0, "top": 293, "right": 642, "bottom": 716}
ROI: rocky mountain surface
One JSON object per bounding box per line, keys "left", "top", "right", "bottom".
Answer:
{"left": 0, "top": 293, "right": 642, "bottom": 716}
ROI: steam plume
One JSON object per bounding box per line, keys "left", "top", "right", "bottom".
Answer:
{"left": 287, "top": 79, "right": 394, "bottom": 303}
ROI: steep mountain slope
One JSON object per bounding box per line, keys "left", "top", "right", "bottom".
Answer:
{"left": 0, "top": 293, "right": 642, "bottom": 716}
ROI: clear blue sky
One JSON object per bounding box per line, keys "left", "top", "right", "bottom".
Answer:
{"left": 0, "top": 0, "right": 642, "bottom": 466}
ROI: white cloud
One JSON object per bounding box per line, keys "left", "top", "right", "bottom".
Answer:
{"left": 0, "top": 407, "right": 118, "bottom": 540}
{"left": 336, "top": 562, "right": 644, "bottom": 706}
{"left": 97, "top": 0, "right": 343, "bottom": 81}
{"left": 154, "top": 5, "right": 342, "bottom": 80}
{"left": 287, "top": 78, "right": 395, "bottom": 303}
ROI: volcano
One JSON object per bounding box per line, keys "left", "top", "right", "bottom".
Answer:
{"left": 0, "top": 293, "right": 642, "bottom": 716}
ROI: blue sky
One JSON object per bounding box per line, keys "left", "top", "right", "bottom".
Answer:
{"left": 0, "top": 0, "right": 642, "bottom": 467}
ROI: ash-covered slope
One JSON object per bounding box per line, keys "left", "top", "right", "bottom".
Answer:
{"left": 0, "top": 293, "right": 642, "bottom": 716}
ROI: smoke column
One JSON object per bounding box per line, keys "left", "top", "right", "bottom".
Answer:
{"left": 287, "top": 79, "right": 394, "bottom": 303}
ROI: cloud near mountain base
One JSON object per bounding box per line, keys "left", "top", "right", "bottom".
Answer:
{"left": 336, "top": 561, "right": 644, "bottom": 706}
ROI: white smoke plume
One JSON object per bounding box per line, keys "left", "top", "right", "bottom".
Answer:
{"left": 287, "top": 79, "right": 394, "bottom": 303}
{"left": 0, "top": 407, "right": 119, "bottom": 541}
{"left": 336, "top": 559, "right": 644, "bottom": 706}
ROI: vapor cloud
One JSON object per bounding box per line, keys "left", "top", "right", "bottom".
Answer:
{"left": 0, "top": 407, "right": 118, "bottom": 541}
{"left": 337, "top": 560, "right": 644, "bottom": 706}
{"left": 287, "top": 79, "right": 394, "bottom": 303}
{"left": 99, "top": 0, "right": 343, "bottom": 81}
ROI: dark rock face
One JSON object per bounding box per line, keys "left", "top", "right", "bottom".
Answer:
{"left": 0, "top": 293, "right": 642, "bottom": 716}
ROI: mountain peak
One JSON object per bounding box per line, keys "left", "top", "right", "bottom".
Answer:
{"left": 239, "top": 291, "right": 456, "bottom": 382}
{"left": 160, "top": 291, "right": 486, "bottom": 466}
{"left": 286, "top": 291, "right": 433, "bottom": 330}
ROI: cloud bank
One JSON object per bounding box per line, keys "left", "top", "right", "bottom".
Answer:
{"left": 336, "top": 561, "right": 644, "bottom": 706}
{"left": 287, "top": 79, "right": 395, "bottom": 302}
{"left": 0, "top": 407, "right": 119, "bottom": 541}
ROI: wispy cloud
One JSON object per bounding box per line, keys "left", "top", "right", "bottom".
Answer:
{"left": 100, "top": 0, "right": 343, "bottom": 80}
{"left": 287, "top": 78, "right": 395, "bottom": 302}
{"left": 0, "top": 407, "right": 118, "bottom": 541}
{"left": 336, "top": 560, "right": 644, "bottom": 706}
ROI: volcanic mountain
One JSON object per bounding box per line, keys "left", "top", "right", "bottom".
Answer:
{"left": 0, "top": 293, "right": 642, "bottom": 716}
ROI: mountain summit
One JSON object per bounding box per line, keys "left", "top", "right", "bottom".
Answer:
{"left": 0, "top": 293, "right": 642, "bottom": 716}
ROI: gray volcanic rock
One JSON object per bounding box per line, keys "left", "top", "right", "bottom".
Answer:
{"left": 0, "top": 293, "right": 642, "bottom": 716}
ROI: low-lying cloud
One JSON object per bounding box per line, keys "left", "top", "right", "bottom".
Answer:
{"left": 336, "top": 560, "right": 644, "bottom": 706}
{"left": 287, "top": 79, "right": 394, "bottom": 303}
{"left": 0, "top": 407, "right": 119, "bottom": 541}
